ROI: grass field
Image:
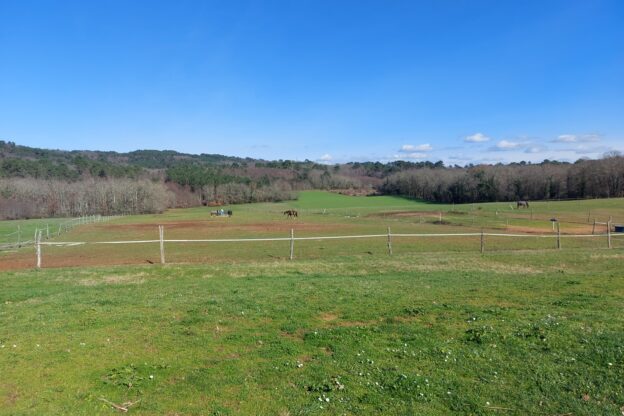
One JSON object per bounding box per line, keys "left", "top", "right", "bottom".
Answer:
{"left": 1, "top": 192, "right": 623, "bottom": 270}
{"left": 1, "top": 192, "right": 623, "bottom": 414}
{"left": 1, "top": 250, "right": 623, "bottom": 415}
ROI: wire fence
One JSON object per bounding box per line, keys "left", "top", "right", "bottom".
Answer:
{"left": 30, "top": 225, "right": 624, "bottom": 269}
{"left": 0, "top": 215, "right": 120, "bottom": 251}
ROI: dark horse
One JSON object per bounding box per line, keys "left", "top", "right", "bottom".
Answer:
{"left": 517, "top": 200, "right": 530, "bottom": 209}
{"left": 283, "top": 209, "right": 298, "bottom": 218}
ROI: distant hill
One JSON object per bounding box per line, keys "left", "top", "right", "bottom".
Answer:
{"left": 0, "top": 140, "right": 251, "bottom": 179}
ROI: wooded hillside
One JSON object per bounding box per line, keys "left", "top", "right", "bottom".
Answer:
{"left": 1, "top": 140, "right": 623, "bottom": 219}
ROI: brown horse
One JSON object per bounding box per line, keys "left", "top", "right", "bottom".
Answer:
{"left": 517, "top": 200, "right": 530, "bottom": 209}
{"left": 283, "top": 209, "right": 298, "bottom": 218}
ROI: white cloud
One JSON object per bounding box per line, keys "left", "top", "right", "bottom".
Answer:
{"left": 525, "top": 145, "right": 547, "bottom": 154}
{"left": 464, "top": 133, "right": 490, "bottom": 143}
{"left": 399, "top": 143, "right": 433, "bottom": 152}
{"left": 394, "top": 152, "right": 428, "bottom": 160}
{"left": 318, "top": 154, "right": 333, "bottom": 161}
{"left": 568, "top": 144, "right": 611, "bottom": 155}
{"left": 554, "top": 134, "right": 577, "bottom": 143}
{"left": 491, "top": 140, "right": 522, "bottom": 151}
{"left": 553, "top": 133, "right": 601, "bottom": 143}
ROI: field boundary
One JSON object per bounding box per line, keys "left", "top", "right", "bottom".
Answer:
{"left": 0, "top": 215, "right": 120, "bottom": 251}
{"left": 29, "top": 228, "right": 623, "bottom": 269}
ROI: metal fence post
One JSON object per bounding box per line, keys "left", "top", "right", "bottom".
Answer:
{"left": 387, "top": 227, "right": 393, "bottom": 255}
{"left": 289, "top": 229, "right": 294, "bottom": 260}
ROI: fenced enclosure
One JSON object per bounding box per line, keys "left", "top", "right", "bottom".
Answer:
{"left": 2, "top": 194, "right": 623, "bottom": 270}
{"left": 24, "top": 225, "right": 624, "bottom": 269}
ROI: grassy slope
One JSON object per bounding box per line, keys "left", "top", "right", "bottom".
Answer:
{"left": 1, "top": 250, "right": 623, "bottom": 415}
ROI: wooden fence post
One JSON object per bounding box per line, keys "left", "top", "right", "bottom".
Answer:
{"left": 480, "top": 228, "right": 484, "bottom": 254}
{"left": 36, "top": 230, "right": 42, "bottom": 269}
{"left": 556, "top": 222, "right": 561, "bottom": 250}
{"left": 387, "top": 227, "right": 393, "bottom": 255}
{"left": 159, "top": 225, "right": 165, "bottom": 264}
{"left": 17, "top": 225, "right": 21, "bottom": 247}
{"left": 607, "top": 220, "right": 612, "bottom": 249}
{"left": 289, "top": 229, "right": 294, "bottom": 260}
{"left": 592, "top": 219, "right": 596, "bottom": 235}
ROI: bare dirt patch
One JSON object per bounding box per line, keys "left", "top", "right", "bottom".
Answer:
{"left": 506, "top": 224, "right": 594, "bottom": 235}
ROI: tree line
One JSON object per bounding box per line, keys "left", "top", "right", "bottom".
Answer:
{"left": 380, "top": 154, "right": 624, "bottom": 203}
{"left": 0, "top": 178, "right": 172, "bottom": 220}
{"left": 2, "top": 140, "right": 623, "bottom": 220}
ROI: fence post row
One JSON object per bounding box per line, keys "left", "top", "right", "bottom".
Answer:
{"left": 23, "top": 220, "right": 623, "bottom": 268}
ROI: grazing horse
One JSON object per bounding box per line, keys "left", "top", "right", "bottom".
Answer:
{"left": 283, "top": 209, "right": 298, "bottom": 218}
{"left": 210, "top": 210, "right": 218, "bottom": 216}
{"left": 517, "top": 200, "right": 530, "bottom": 209}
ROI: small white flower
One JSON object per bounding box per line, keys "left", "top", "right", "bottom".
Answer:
{"left": 149, "top": 375, "right": 154, "bottom": 379}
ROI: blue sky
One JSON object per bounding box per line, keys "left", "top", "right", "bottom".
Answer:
{"left": 1, "top": 0, "right": 622, "bottom": 165}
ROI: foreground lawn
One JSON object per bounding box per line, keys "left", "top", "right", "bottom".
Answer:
{"left": 1, "top": 250, "right": 623, "bottom": 415}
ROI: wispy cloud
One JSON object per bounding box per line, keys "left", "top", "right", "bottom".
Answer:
{"left": 566, "top": 144, "right": 611, "bottom": 155}
{"left": 394, "top": 152, "right": 428, "bottom": 160}
{"left": 552, "top": 133, "right": 601, "bottom": 143}
{"left": 525, "top": 145, "right": 547, "bottom": 154}
{"left": 317, "top": 153, "right": 333, "bottom": 162}
{"left": 464, "top": 133, "right": 490, "bottom": 143}
{"left": 489, "top": 140, "right": 523, "bottom": 151}
{"left": 399, "top": 143, "right": 432, "bottom": 152}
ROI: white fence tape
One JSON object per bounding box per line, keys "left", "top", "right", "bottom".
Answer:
{"left": 37, "top": 231, "right": 623, "bottom": 246}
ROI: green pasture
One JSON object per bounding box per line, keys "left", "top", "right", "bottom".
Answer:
{"left": 1, "top": 249, "right": 623, "bottom": 415}
{"left": 1, "top": 192, "right": 623, "bottom": 269}
{"left": 0, "top": 217, "right": 78, "bottom": 245}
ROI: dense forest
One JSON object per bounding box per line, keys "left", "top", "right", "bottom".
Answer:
{"left": 1, "top": 140, "right": 623, "bottom": 219}
{"left": 381, "top": 154, "right": 624, "bottom": 203}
